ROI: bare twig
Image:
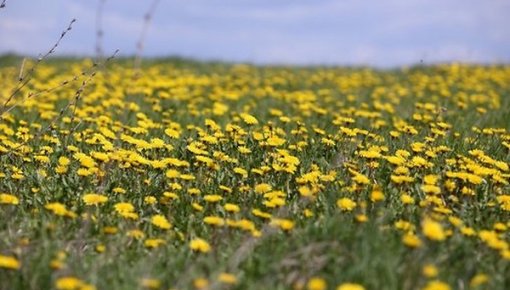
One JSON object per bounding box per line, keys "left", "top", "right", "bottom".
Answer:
{"left": 3, "top": 69, "right": 83, "bottom": 116}
{"left": 0, "top": 49, "right": 119, "bottom": 158}
{"left": 133, "top": 0, "right": 160, "bottom": 78}
{"left": 95, "top": 0, "right": 107, "bottom": 59}
{"left": 63, "top": 49, "right": 119, "bottom": 148}
{"left": 17, "top": 58, "right": 26, "bottom": 81}
{"left": 1, "top": 18, "right": 77, "bottom": 115}
{"left": 0, "top": 0, "right": 6, "bottom": 9}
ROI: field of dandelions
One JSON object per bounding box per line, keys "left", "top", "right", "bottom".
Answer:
{"left": 0, "top": 57, "right": 509, "bottom": 290}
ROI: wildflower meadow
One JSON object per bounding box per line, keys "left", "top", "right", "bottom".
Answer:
{"left": 0, "top": 57, "right": 509, "bottom": 290}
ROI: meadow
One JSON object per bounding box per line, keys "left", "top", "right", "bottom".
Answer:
{"left": 0, "top": 58, "right": 509, "bottom": 290}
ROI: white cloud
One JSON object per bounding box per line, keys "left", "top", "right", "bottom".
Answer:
{"left": 0, "top": 0, "right": 508, "bottom": 66}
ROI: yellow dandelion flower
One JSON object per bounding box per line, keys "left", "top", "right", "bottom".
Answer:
{"left": 73, "top": 153, "right": 96, "bottom": 168}
{"left": 270, "top": 218, "right": 295, "bottom": 231}
{"left": 90, "top": 151, "right": 109, "bottom": 162}
{"left": 422, "top": 264, "right": 438, "bottom": 278}
{"left": 193, "top": 278, "right": 209, "bottom": 289}
{"left": 370, "top": 187, "right": 385, "bottom": 202}
{"left": 95, "top": 244, "right": 106, "bottom": 253}
{"left": 0, "top": 255, "right": 21, "bottom": 270}
{"left": 144, "top": 238, "right": 166, "bottom": 248}
{"left": 192, "top": 203, "right": 204, "bottom": 211}
{"left": 336, "top": 283, "right": 365, "bottom": 290}
{"left": 112, "top": 187, "right": 126, "bottom": 194}
{"left": 103, "top": 226, "right": 118, "bottom": 235}
{"left": 355, "top": 214, "right": 368, "bottom": 223}
{"left": 203, "top": 194, "right": 223, "bottom": 203}
{"left": 238, "top": 146, "right": 252, "bottom": 154}
{"left": 165, "top": 169, "right": 181, "bottom": 178}
{"left": 240, "top": 113, "right": 259, "bottom": 125}
{"left": 422, "top": 218, "right": 446, "bottom": 241}
{"left": 303, "top": 209, "right": 314, "bottom": 217}
{"left": 50, "top": 259, "right": 65, "bottom": 270}
{"left": 224, "top": 203, "right": 240, "bottom": 212}
{"left": 114, "top": 202, "right": 135, "bottom": 214}
{"left": 385, "top": 155, "right": 406, "bottom": 165}
{"left": 151, "top": 215, "right": 171, "bottom": 230}
{"left": 77, "top": 168, "right": 93, "bottom": 176}
{"left": 140, "top": 278, "right": 161, "bottom": 289}
{"left": 55, "top": 165, "right": 68, "bottom": 174}
{"left": 144, "top": 196, "right": 157, "bottom": 204}
{"left": 0, "top": 193, "right": 19, "bottom": 205}
{"left": 359, "top": 150, "right": 381, "bottom": 159}
{"left": 163, "top": 191, "right": 179, "bottom": 200}
{"left": 337, "top": 197, "right": 357, "bottom": 211}
{"left": 423, "top": 174, "right": 439, "bottom": 185}
{"left": 266, "top": 136, "right": 286, "bottom": 147}
{"left": 402, "top": 233, "right": 422, "bottom": 248}
{"left": 307, "top": 277, "right": 327, "bottom": 290}
{"left": 189, "top": 238, "right": 211, "bottom": 253}
{"left": 352, "top": 173, "right": 370, "bottom": 185}
{"left": 460, "top": 227, "right": 476, "bottom": 236}
{"left": 45, "top": 202, "right": 76, "bottom": 218}
{"left": 470, "top": 274, "right": 489, "bottom": 287}
{"left": 58, "top": 156, "right": 71, "bottom": 166}
{"left": 127, "top": 229, "right": 145, "bottom": 239}
{"left": 252, "top": 208, "right": 272, "bottom": 219}
{"left": 400, "top": 194, "right": 415, "bottom": 205}
{"left": 422, "top": 280, "right": 451, "bottom": 290}
{"left": 218, "top": 273, "right": 237, "bottom": 284}
{"left": 55, "top": 276, "right": 89, "bottom": 290}
{"left": 391, "top": 175, "right": 415, "bottom": 184}
{"left": 448, "top": 216, "right": 463, "bottom": 227}
{"left": 82, "top": 194, "right": 108, "bottom": 206}
{"left": 299, "top": 186, "right": 314, "bottom": 197}
{"left": 254, "top": 183, "right": 272, "bottom": 194}
{"left": 204, "top": 216, "right": 225, "bottom": 226}
{"left": 421, "top": 184, "right": 441, "bottom": 195}
{"left": 233, "top": 167, "right": 248, "bottom": 178}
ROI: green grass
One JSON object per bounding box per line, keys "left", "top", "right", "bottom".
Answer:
{"left": 0, "top": 58, "right": 509, "bottom": 290}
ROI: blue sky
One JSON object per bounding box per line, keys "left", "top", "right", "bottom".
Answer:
{"left": 0, "top": 0, "right": 509, "bottom": 67}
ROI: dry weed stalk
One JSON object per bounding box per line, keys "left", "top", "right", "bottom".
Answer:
{"left": 65, "top": 49, "right": 119, "bottom": 143}
{"left": 133, "top": 0, "right": 161, "bottom": 78}
{"left": 95, "top": 0, "right": 107, "bottom": 60}
{"left": 3, "top": 66, "right": 85, "bottom": 116}
{"left": 1, "top": 18, "right": 77, "bottom": 116}
{"left": 1, "top": 49, "right": 119, "bottom": 158}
